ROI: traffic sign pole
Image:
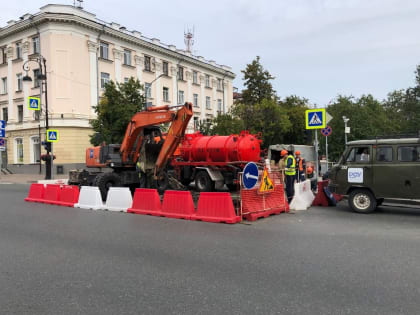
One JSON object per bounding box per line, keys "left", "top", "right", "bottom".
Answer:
{"left": 326, "top": 135, "right": 328, "bottom": 172}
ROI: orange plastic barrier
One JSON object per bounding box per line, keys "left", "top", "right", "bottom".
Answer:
{"left": 55, "top": 185, "right": 80, "bottom": 207}
{"left": 24, "top": 183, "right": 45, "bottom": 203}
{"left": 161, "top": 190, "right": 195, "bottom": 219}
{"left": 43, "top": 184, "right": 61, "bottom": 204}
{"left": 191, "top": 192, "right": 241, "bottom": 224}
{"left": 127, "top": 188, "right": 162, "bottom": 216}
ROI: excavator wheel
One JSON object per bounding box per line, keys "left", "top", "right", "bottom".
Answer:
{"left": 95, "top": 172, "right": 122, "bottom": 201}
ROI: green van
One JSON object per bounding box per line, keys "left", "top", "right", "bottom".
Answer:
{"left": 328, "top": 137, "right": 420, "bottom": 213}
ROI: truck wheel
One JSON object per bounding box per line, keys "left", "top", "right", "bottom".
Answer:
{"left": 96, "top": 172, "right": 122, "bottom": 201}
{"left": 349, "top": 189, "right": 377, "bottom": 214}
{"left": 195, "top": 171, "right": 215, "bottom": 192}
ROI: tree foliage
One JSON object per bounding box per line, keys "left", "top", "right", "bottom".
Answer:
{"left": 241, "top": 56, "right": 276, "bottom": 105}
{"left": 90, "top": 78, "right": 145, "bottom": 145}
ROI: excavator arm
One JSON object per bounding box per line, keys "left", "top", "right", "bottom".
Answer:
{"left": 119, "top": 102, "right": 193, "bottom": 176}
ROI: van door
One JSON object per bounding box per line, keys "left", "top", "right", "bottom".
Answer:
{"left": 393, "top": 145, "right": 420, "bottom": 199}
{"left": 372, "top": 146, "right": 398, "bottom": 198}
{"left": 336, "top": 145, "right": 373, "bottom": 195}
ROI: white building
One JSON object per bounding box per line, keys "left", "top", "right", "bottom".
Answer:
{"left": 0, "top": 4, "right": 235, "bottom": 173}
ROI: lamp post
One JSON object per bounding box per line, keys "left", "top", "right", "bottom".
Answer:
{"left": 342, "top": 116, "right": 350, "bottom": 145}
{"left": 145, "top": 73, "right": 164, "bottom": 108}
{"left": 22, "top": 55, "right": 51, "bottom": 179}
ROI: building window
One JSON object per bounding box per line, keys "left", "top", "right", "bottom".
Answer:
{"left": 123, "top": 49, "right": 131, "bottom": 66}
{"left": 15, "top": 42, "right": 22, "bottom": 59}
{"left": 2, "top": 107, "right": 8, "bottom": 122}
{"left": 178, "top": 66, "right": 184, "bottom": 80}
{"left": 178, "top": 90, "right": 184, "bottom": 104}
{"left": 193, "top": 117, "right": 199, "bottom": 130}
{"left": 32, "top": 36, "right": 40, "bottom": 54}
{"left": 34, "top": 110, "right": 40, "bottom": 121}
{"left": 162, "top": 61, "right": 169, "bottom": 76}
{"left": 30, "top": 136, "right": 40, "bottom": 163}
{"left": 193, "top": 94, "right": 199, "bottom": 107}
{"left": 99, "top": 42, "right": 109, "bottom": 59}
{"left": 145, "top": 83, "right": 152, "bottom": 98}
{"left": 1, "top": 77, "right": 7, "bottom": 94}
{"left": 17, "top": 105, "right": 23, "bottom": 122}
{"left": 33, "top": 69, "right": 40, "bottom": 88}
{"left": 163, "top": 87, "right": 169, "bottom": 102}
{"left": 205, "top": 74, "right": 210, "bottom": 88}
{"left": 206, "top": 96, "right": 211, "bottom": 109}
{"left": 217, "top": 79, "right": 222, "bottom": 90}
{"left": 144, "top": 56, "right": 151, "bottom": 71}
{"left": 16, "top": 73, "right": 23, "bottom": 91}
{"left": 193, "top": 71, "right": 198, "bottom": 84}
{"left": 1, "top": 47, "right": 6, "bottom": 64}
{"left": 15, "top": 138, "right": 24, "bottom": 164}
{"left": 124, "top": 77, "right": 129, "bottom": 83}
{"left": 217, "top": 99, "right": 222, "bottom": 113}
{"left": 100, "top": 72, "right": 110, "bottom": 89}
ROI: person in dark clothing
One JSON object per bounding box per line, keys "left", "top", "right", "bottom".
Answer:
{"left": 281, "top": 149, "right": 296, "bottom": 203}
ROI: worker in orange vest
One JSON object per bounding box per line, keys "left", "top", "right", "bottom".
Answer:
{"left": 295, "top": 150, "right": 306, "bottom": 182}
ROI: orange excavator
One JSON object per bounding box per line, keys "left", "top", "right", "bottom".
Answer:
{"left": 69, "top": 102, "right": 193, "bottom": 200}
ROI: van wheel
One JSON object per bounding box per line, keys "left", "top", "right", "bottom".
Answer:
{"left": 349, "top": 189, "right": 377, "bottom": 213}
{"left": 195, "top": 171, "right": 215, "bottom": 192}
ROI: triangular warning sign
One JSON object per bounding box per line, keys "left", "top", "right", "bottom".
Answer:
{"left": 49, "top": 132, "right": 57, "bottom": 140}
{"left": 30, "top": 100, "right": 37, "bottom": 107}
{"left": 259, "top": 168, "right": 275, "bottom": 192}
{"left": 309, "top": 113, "right": 322, "bottom": 125}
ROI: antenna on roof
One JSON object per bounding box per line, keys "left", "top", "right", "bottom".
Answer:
{"left": 74, "top": 0, "right": 84, "bottom": 9}
{"left": 184, "top": 26, "right": 195, "bottom": 53}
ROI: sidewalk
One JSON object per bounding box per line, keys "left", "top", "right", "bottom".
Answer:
{"left": 0, "top": 173, "right": 68, "bottom": 184}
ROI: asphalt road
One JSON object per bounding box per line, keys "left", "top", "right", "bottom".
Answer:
{"left": 1, "top": 184, "right": 420, "bottom": 314}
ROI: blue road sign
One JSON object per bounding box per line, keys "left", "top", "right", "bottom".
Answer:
{"left": 305, "top": 108, "right": 326, "bottom": 129}
{"left": 28, "top": 97, "right": 41, "bottom": 110}
{"left": 0, "top": 138, "right": 4, "bottom": 146}
{"left": 0, "top": 129, "right": 5, "bottom": 138}
{"left": 242, "top": 162, "right": 259, "bottom": 190}
{"left": 0, "top": 120, "right": 5, "bottom": 129}
{"left": 46, "top": 129, "right": 59, "bottom": 143}
{"left": 321, "top": 125, "right": 332, "bottom": 137}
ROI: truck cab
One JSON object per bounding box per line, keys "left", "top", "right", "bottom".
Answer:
{"left": 328, "top": 137, "right": 420, "bottom": 213}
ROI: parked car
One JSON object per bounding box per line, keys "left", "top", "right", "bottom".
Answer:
{"left": 328, "top": 137, "right": 420, "bottom": 213}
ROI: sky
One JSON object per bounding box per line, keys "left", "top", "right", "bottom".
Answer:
{"left": 2, "top": 0, "right": 420, "bottom": 106}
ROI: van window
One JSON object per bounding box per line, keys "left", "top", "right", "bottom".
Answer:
{"left": 376, "top": 147, "right": 393, "bottom": 162}
{"left": 346, "top": 147, "right": 370, "bottom": 163}
{"left": 398, "top": 146, "right": 420, "bottom": 162}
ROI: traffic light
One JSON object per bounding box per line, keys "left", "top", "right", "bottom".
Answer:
{"left": 41, "top": 141, "right": 51, "bottom": 152}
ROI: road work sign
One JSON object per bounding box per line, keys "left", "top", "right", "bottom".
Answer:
{"left": 305, "top": 109, "right": 326, "bottom": 129}
{"left": 259, "top": 168, "right": 274, "bottom": 192}
{"left": 47, "top": 129, "right": 59, "bottom": 143}
{"left": 28, "top": 96, "right": 41, "bottom": 111}
{"left": 243, "top": 162, "right": 259, "bottom": 189}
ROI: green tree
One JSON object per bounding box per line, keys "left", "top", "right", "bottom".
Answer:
{"left": 279, "top": 95, "right": 310, "bottom": 144}
{"left": 241, "top": 56, "right": 276, "bottom": 105}
{"left": 210, "top": 112, "right": 245, "bottom": 135}
{"left": 90, "top": 78, "right": 145, "bottom": 145}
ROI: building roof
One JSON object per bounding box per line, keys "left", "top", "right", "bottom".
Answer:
{"left": 0, "top": 4, "right": 235, "bottom": 78}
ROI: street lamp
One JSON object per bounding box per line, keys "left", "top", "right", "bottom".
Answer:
{"left": 23, "top": 55, "right": 52, "bottom": 179}
{"left": 342, "top": 116, "right": 350, "bottom": 145}
{"left": 145, "top": 73, "right": 164, "bottom": 108}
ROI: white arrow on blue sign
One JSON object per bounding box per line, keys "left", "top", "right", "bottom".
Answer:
{"left": 242, "top": 162, "right": 259, "bottom": 190}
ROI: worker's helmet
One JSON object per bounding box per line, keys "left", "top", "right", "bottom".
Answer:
{"left": 281, "top": 149, "right": 288, "bottom": 156}
{"left": 307, "top": 166, "right": 313, "bottom": 174}
{"left": 295, "top": 150, "right": 301, "bottom": 156}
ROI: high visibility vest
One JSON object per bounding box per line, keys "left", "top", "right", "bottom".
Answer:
{"left": 285, "top": 155, "right": 296, "bottom": 176}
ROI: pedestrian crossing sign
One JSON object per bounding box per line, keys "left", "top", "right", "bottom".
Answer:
{"left": 47, "top": 129, "right": 59, "bottom": 143}
{"left": 259, "top": 168, "right": 275, "bottom": 193}
{"left": 28, "top": 96, "right": 41, "bottom": 111}
{"left": 305, "top": 108, "right": 326, "bottom": 129}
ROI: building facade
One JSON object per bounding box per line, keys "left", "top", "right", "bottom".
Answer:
{"left": 0, "top": 4, "right": 235, "bottom": 173}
